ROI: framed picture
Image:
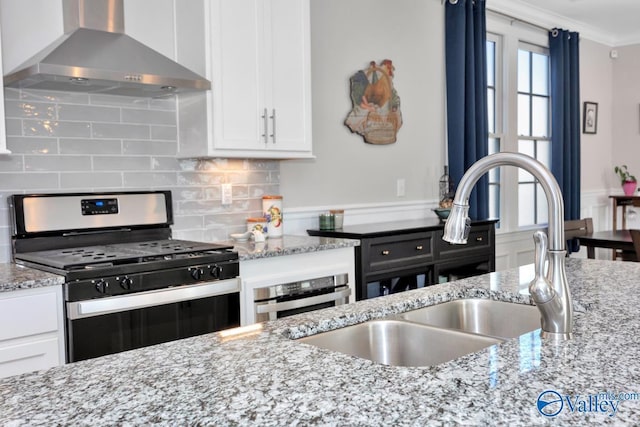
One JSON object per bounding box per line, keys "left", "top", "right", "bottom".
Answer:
{"left": 583, "top": 101, "right": 598, "bottom": 134}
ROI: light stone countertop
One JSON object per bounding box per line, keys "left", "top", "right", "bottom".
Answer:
{"left": 1, "top": 258, "right": 639, "bottom": 425}
{"left": 229, "top": 234, "right": 360, "bottom": 261}
{"left": 0, "top": 263, "right": 64, "bottom": 293}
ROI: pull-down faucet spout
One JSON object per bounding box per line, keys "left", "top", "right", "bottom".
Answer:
{"left": 442, "top": 152, "right": 573, "bottom": 341}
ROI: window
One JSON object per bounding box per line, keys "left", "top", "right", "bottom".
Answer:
{"left": 486, "top": 18, "right": 550, "bottom": 232}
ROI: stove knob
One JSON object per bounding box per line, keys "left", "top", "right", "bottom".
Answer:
{"left": 210, "top": 265, "right": 221, "bottom": 279}
{"left": 120, "top": 276, "right": 134, "bottom": 290}
{"left": 190, "top": 267, "right": 204, "bottom": 280}
{"left": 95, "top": 279, "right": 109, "bottom": 294}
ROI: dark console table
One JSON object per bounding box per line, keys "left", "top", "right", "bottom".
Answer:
{"left": 308, "top": 218, "right": 497, "bottom": 301}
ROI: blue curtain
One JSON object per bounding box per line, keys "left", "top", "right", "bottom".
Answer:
{"left": 445, "top": 0, "right": 489, "bottom": 220}
{"left": 549, "top": 29, "right": 581, "bottom": 251}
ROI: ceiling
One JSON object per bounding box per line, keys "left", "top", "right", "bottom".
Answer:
{"left": 489, "top": 0, "right": 640, "bottom": 46}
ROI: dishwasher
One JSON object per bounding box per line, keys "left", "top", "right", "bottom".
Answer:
{"left": 252, "top": 273, "right": 350, "bottom": 323}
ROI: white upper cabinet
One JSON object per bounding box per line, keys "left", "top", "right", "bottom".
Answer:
{"left": 179, "top": 0, "right": 312, "bottom": 159}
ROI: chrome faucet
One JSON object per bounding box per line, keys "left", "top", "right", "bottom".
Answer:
{"left": 442, "top": 152, "right": 573, "bottom": 341}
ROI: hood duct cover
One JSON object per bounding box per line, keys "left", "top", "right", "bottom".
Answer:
{"left": 3, "top": 0, "right": 210, "bottom": 97}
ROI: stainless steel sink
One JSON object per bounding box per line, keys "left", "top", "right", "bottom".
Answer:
{"left": 298, "top": 319, "right": 501, "bottom": 367}
{"left": 396, "top": 299, "right": 540, "bottom": 339}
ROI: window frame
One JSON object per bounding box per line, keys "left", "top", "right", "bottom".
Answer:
{"left": 486, "top": 13, "right": 550, "bottom": 234}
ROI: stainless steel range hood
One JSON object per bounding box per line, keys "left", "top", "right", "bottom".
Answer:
{"left": 4, "top": 0, "right": 210, "bottom": 97}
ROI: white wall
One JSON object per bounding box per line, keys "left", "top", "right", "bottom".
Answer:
{"left": 280, "top": 0, "right": 445, "bottom": 207}
{"left": 612, "top": 44, "right": 640, "bottom": 182}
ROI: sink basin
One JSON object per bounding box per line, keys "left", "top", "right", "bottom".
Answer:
{"left": 298, "top": 319, "right": 501, "bottom": 367}
{"left": 396, "top": 299, "right": 541, "bottom": 339}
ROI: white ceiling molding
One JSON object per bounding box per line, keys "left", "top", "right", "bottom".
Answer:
{"left": 488, "top": 0, "right": 627, "bottom": 47}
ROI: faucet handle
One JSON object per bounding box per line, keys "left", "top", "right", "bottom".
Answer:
{"left": 529, "top": 231, "right": 555, "bottom": 304}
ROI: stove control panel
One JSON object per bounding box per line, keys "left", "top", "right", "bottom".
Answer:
{"left": 81, "top": 198, "right": 119, "bottom": 215}
{"left": 66, "top": 261, "right": 240, "bottom": 301}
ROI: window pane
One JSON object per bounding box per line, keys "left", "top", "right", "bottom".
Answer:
{"left": 489, "top": 137, "right": 500, "bottom": 155}
{"left": 489, "top": 184, "right": 500, "bottom": 219}
{"left": 487, "top": 41, "right": 495, "bottom": 87}
{"left": 531, "top": 53, "right": 549, "bottom": 95}
{"left": 537, "top": 140, "right": 551, "bottom": 168}
{"left": 518, "top": 50, "right": 530, "bottom": 92}
{"left": 536, "top": 183, "right": 548, "bottom": 224}
{"left": 519, "top": 183, "right": 535, "bottom": 226}
{"left": 518, "top": 139, "right": 535, "bottom": 181}
{"left": 532, "top": 96, "right": 549, "bottom": 137}
{"left": 518, "top": 94, "right": 530, "bottom": 136}
{"left": 487, "top": 88, "right": 495, "bottom": 133}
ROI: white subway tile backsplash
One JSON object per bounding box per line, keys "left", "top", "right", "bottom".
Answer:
{"left": 94, "top": 156, "right": 151, "bottom": 171}
{"left": 123, "top": 172, "right": 177, "bottom": 187}
{"left": 6, "top": 137, "right": 58, "bottom": 154}
{"left": 23, "top": 119, "right": 91, "bottom": 138}
{"left": 150, "top": 125, "right": 177, "bottom": 141}
{"left": 92, "top": 123, "right": 150, "bottom": 139}
{"left": 90, "top": 94, "right": 149, "bottom": 108}
{"left": 5, "top": 100, "right": 57, "bottom": 120}
{"left": 25, "top": 155, "right": 92, "bottom": 171}
{"left": 20, "top": 89, "right": 90, "bottom": 104}
{"left": 0, "top": 88, "right": 280, "bottom": 262}
{"left": 151, "top": 157, "right": 180, "bottom": 171}
{"left": 59, "top": 172, "right": 123, "bottom": 189}
{"left": 4, "top": 119, "right": 22, "bottom": 136}
{"left": 0, "top": 156, "right": 24, "bottom": 172}
{"left": 122, "top": 108, "right": 176, "bottom": 125}
{"left": 0, "top": 173, "right": 59, "bottom": 190}
{"left": 58, "top": 104, "right": 120, "bottom": 122}
{"left": 60, "top": 138, "right": 122, "bottom": 155}
{"left": 123, "top": 140, "right": 176, "bottom": 155}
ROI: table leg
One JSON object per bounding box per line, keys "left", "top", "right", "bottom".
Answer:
{"left": 587, "top": 247, "right": 595, "bottom": 259}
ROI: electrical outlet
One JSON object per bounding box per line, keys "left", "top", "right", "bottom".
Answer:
{"left": 221, "top": 183, "right": 233, "bottom": 205}
{"left": 396, "top": 178, "right": 405, "bottom": 197}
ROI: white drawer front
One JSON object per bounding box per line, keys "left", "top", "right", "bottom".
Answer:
{"left": 0, "top": 290, "right": 59, "bottom": 341}
{"left": 0, "top": 337, "right": 61, "bottom": 379}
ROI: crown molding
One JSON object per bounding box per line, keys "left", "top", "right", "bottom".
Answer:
{"left": 488, "top": 0, "right": 640, "bottom": 47}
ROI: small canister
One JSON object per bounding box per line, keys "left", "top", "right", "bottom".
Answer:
{"left": 319, "top": 213, "right": 335, "bottom": 230}
{"left": 330, "top": 209, "right": 344, "bottom": 229}
{"left": 246, "top": 217, "right": 268, "bottom": 235}
{"left": 262, "top": 195, "right": 283, "bottom": 237}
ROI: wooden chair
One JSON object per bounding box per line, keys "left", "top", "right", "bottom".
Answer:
{"left": 564, "top": 218, "right": 594, "bottom": 257}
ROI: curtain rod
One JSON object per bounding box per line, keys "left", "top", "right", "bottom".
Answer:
{"left": 486, "top": 8, "right": 555, "bottom": 35}
{"left": 441, "top": 1, "right": 560, "bottom": 36}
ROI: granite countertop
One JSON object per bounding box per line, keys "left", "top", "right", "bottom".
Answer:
{"left": 229, "top": 234, "right": 359, "bottom": 261}
{"left": 0, "top": 263, "right": 64, "bottom": 293}
{"left": 1, "top": 258, "right": 639, "bottom": 425}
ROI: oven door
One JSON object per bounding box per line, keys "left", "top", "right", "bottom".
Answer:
{"left": 255, "top": 285, "right": 351, "bottom": 322}
{"left": 66, "top": 279, "right": 240, "bottom": 362}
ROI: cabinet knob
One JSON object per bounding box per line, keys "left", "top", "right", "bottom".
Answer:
{"left": 416, "top": 245, "right": 423, "bottom": 251}
{"left": 476, "top": 237, "right": 483, "bottom": 242}
{"left": 381, "top": 250, "right": 390, "bottom": 256}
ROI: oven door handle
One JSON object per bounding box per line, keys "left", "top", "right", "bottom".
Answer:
{"left": 255, "top": 287, "right": 351, "bottom": 315}
{"left": 67, "top": 279, "right": 240, "bottom": 320}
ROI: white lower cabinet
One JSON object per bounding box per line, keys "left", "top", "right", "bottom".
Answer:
{"left": 0, "top": 286, "right": 65, "bottom": 379}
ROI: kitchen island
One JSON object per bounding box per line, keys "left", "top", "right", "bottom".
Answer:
{"left": 1, "top": 258, "right": 639, "bottom": 425}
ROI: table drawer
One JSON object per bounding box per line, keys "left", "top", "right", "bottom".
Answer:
{"left": 368, "top": 232, "right": 434, "bottom": 272}
{"left": 436, "top": 227, "right": 491, "bottom": 259}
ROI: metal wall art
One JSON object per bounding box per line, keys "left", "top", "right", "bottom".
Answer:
{"left": 345, "top": 60, "right": 402, "bottom": 144}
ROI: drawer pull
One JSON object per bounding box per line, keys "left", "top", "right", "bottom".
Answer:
{"left": 476, "top": 237, "right": 483, "bottom": 242}
{"left": 416, "top": 245, "right": 423, "bottom": 251}
{"left": 381, "top": 250, "right": 390, "bottom": 256}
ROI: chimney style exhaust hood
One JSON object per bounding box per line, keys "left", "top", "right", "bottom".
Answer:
{"left": 4, "top": 0, "right": 210, "bottom": 97}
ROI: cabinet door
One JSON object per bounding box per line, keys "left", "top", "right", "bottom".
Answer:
{"left": 266, "top": 0, "right": 311, "bottom": 154}
{"left": 204, "top": 0, "right": 311, "bottom": 158}
{"left": 209, "top": 0, "right": 266, "bottom": 151}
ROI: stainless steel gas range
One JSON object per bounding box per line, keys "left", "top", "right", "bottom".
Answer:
{"left": 9, "top": 191, "right": 240, "bottom": 363}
